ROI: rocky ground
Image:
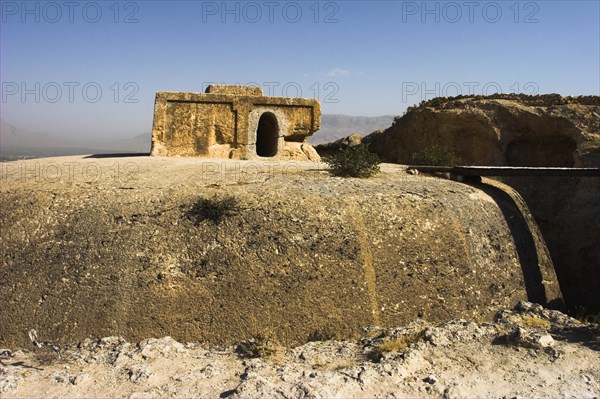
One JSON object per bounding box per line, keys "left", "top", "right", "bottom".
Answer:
{"left": 1, "top": 302, "right": 598, "bottom": 398}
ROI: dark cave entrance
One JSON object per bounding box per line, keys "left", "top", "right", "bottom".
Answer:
{"left": 256, "top": 112, "right": 279, "bottom": 157}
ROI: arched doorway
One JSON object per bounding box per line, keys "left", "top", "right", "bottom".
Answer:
{"left": 256, "top": 112, "right": 279, "bottom": 157}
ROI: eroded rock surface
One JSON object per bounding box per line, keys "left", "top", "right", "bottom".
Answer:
{"left": 0, "top": 156, "right": 561, "bottom": 348}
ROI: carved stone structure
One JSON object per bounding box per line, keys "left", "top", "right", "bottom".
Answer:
{"left": 150, "top": 85, "right": 321, "bottom": 161}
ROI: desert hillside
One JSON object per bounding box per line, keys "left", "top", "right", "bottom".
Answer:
{"left": 0, "top": 155, "right": 562, "bottom": 348}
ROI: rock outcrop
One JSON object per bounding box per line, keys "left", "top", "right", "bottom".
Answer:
{"left": 360, "top": 94, "right": 600, "bottom": 312}
{"left": 364, "top": 94, "right": 600, "bottom": 167}
{"left": 0, "top": 156, "right": 562, "bottom": 348}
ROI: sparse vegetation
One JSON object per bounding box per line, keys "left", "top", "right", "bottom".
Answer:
{"left": 187, "top": 194, "right": 239, "bottom": 224}
{"left": 368, "top": 331, "right": 423, "bottom": 362}
{"left": 519, "top": 315, "right": 551, "bottom": 329}
{"left": 410, "top": 145, "right": 462, "bottom": 166}
{"left": 405, "top": 97, "right": 451, "bottom": 113}
{"left": 401, "top": 94, "right": 583, "bottom": 117}
{"left": 404, "top": 105, "right": 418, "bottom": 114}
{"left": 422, "top": 97, "right": 449, "bottom": 108}
{"left": 323, "top": 144, "right": 381, "bottom": 178}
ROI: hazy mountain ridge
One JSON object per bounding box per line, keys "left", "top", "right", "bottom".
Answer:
{"left": 0, "top": 119, "right": 151, "bottom": 160}
{"left": 0, "top": 119, "right": 53, "bottom": 148}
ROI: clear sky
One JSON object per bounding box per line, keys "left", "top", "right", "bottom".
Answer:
{"left": 1, "top": 0, "right": 599, "bottom": 141}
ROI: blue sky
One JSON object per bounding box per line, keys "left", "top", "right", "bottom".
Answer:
{"left": 1, "top": 0, "right": 599, "bottom": 142}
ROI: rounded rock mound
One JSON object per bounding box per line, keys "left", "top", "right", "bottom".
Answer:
{"left": 0, "top": 156, "right": 562, "bottom": 348}
{"left": 362, "top": 94, "right": 600, "bottom": 312}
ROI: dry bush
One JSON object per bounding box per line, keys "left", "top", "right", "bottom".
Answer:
{"left": 368, "top": 331, "right": 423, "bottom": 362}
{"left": 519, "top": 315, "right": 551, "bottom": 329}
{"left": 235, "top": 333, "right": 281, "bottom": 360}
{"left": 187, "top": 194, "right": 239, "bottom": 224}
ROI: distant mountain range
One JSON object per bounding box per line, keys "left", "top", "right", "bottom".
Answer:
{"left": 309, "top": 114, "right": 395, "bottom": 144}
{"left": 1, "top": 114, "right": 394, "bottom": 160}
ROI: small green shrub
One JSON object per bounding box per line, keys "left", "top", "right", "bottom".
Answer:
{"left": 410, "top": 145, "right": 462, "bottom": 166}
{"left": 188, "top": 194, "right": 239, "bottom": 224}
{"left": 323, "top": 144, "right": 381, "bottom": 178}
